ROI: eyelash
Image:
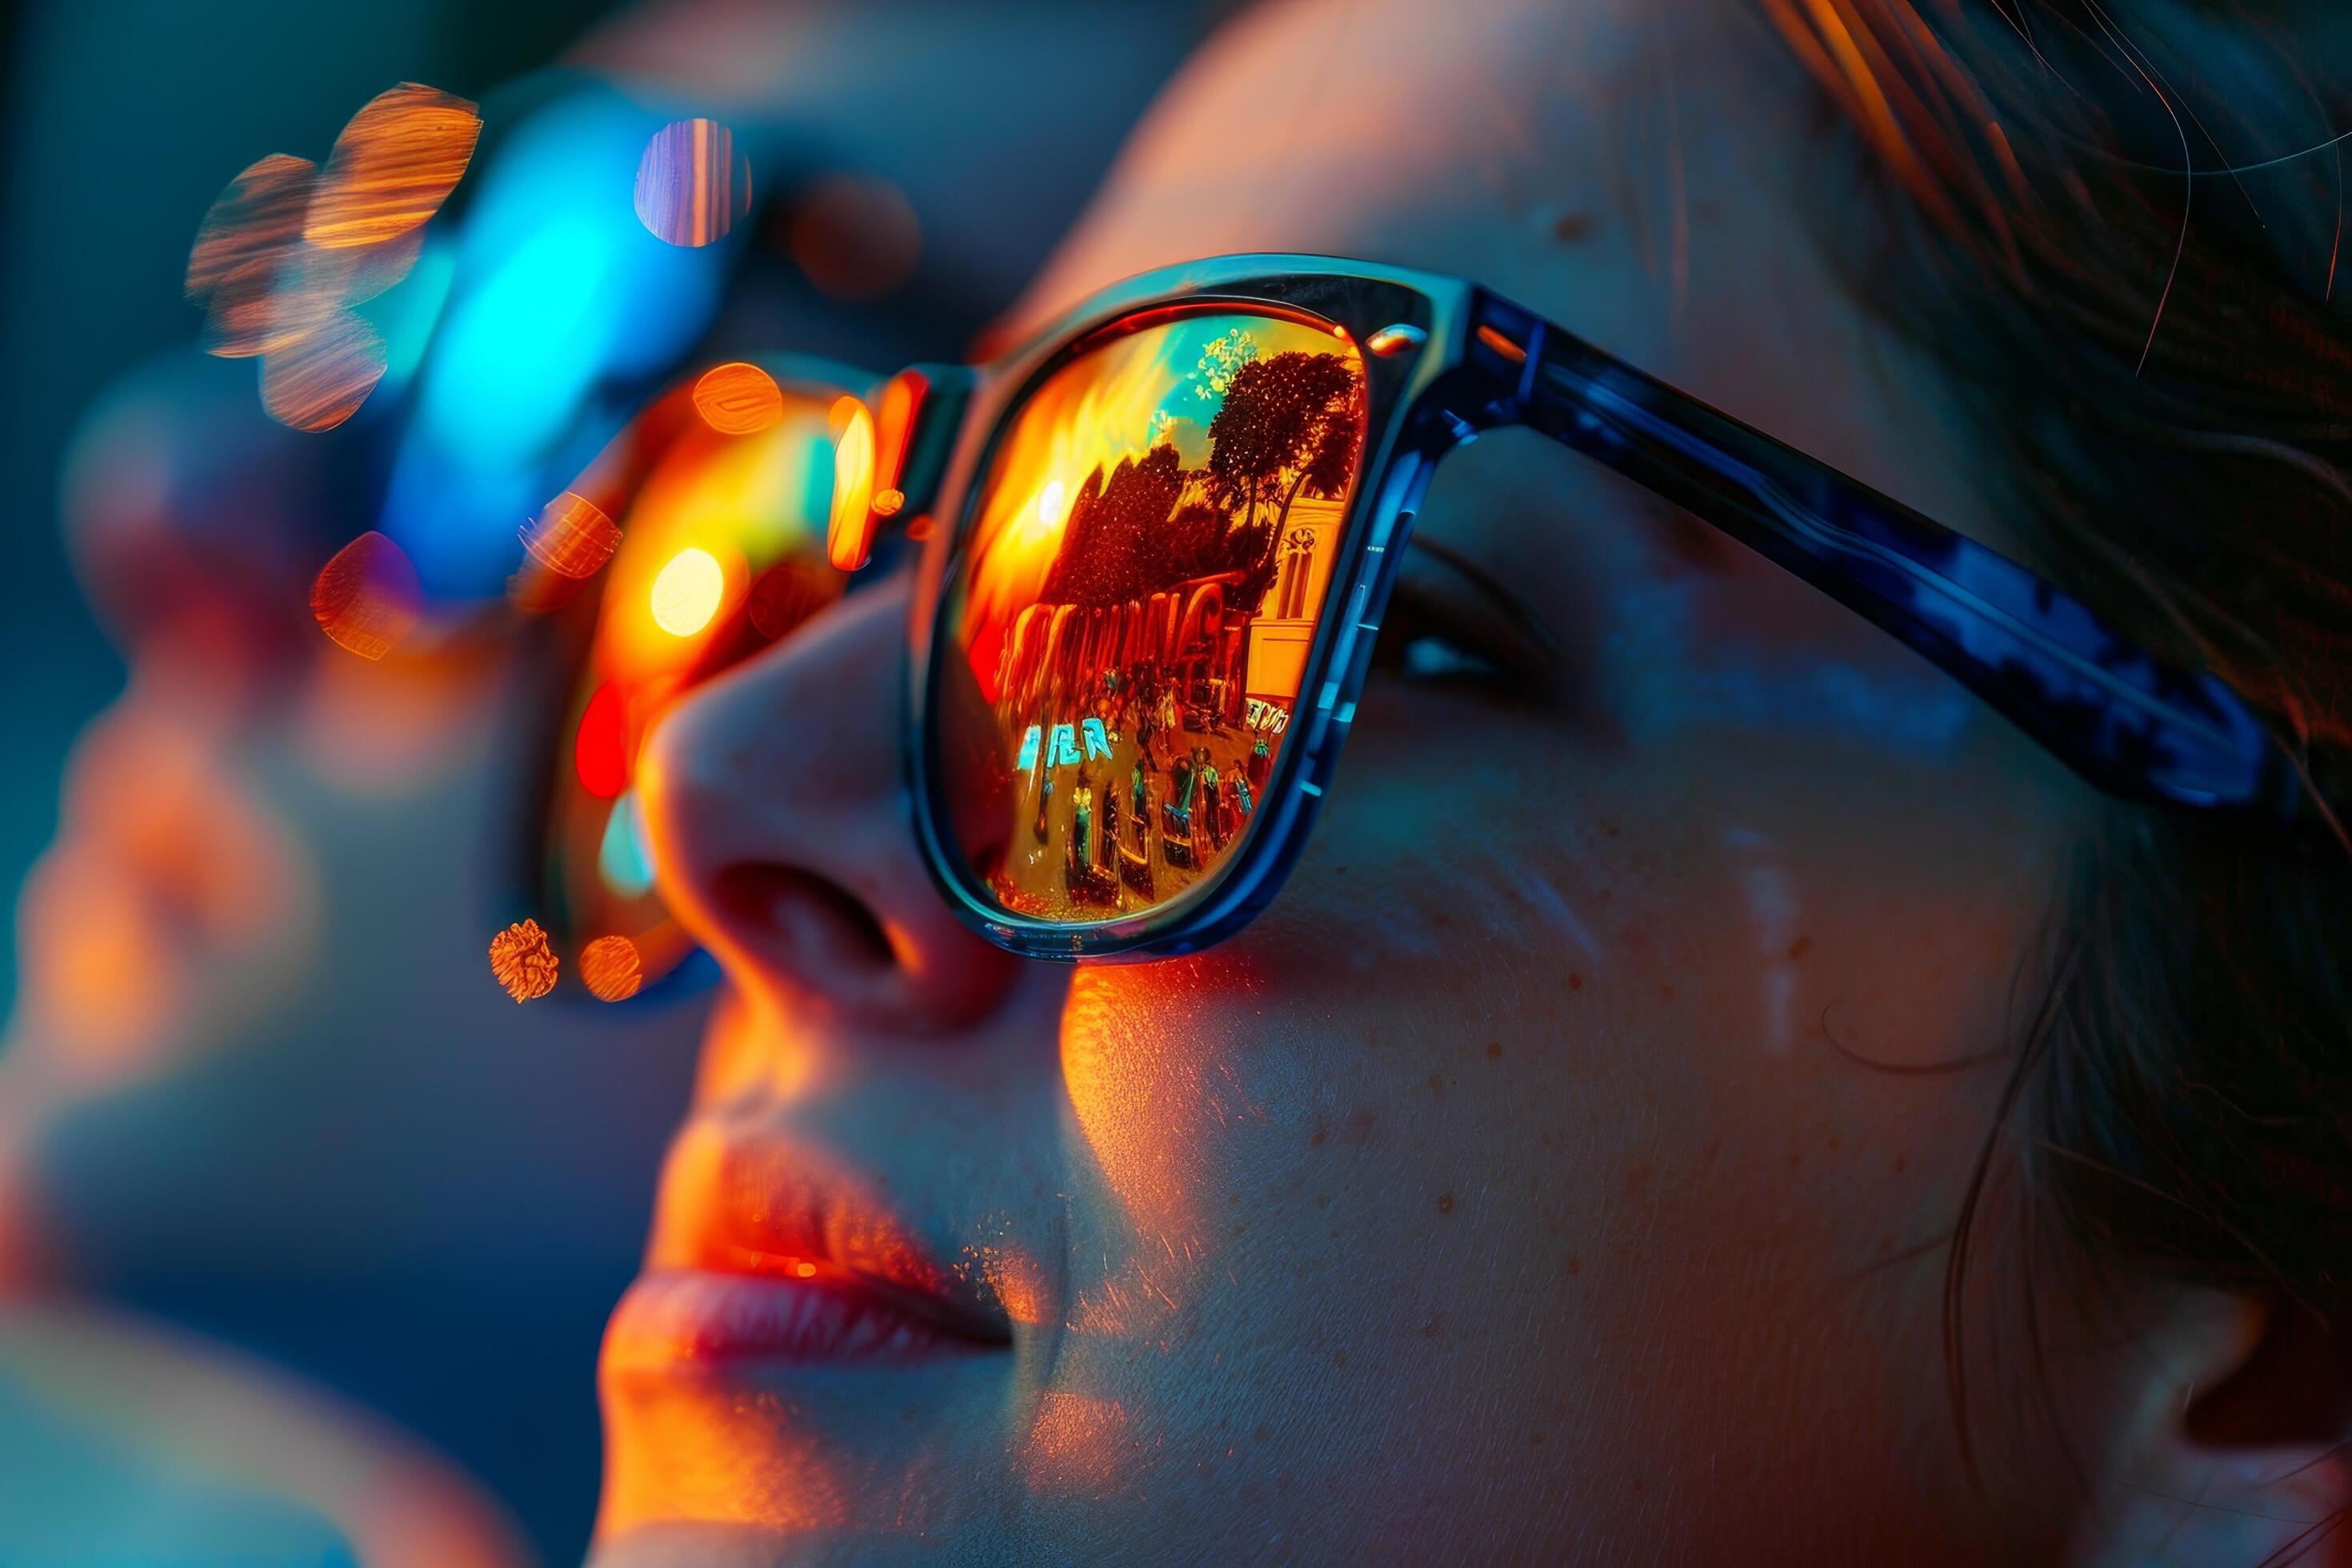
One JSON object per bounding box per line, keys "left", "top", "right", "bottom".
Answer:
{"left": 1370, "top": 561, "right": 1542, "bottom": 695}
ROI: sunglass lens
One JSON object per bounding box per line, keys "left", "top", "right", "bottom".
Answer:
{"left": 538, "top": 376, "right": 856, "bottom": 994}
{"left": 930, "top": 308, "right": 1370, "bottom": 927}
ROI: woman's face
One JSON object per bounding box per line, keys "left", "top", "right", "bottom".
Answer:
{"left": 595, "top": 0, "right": 2116, "bottom": 1559}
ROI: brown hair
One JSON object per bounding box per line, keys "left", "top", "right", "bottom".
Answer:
{"left": 1760, "top": 0, "right": 2352, "bottom": 1510}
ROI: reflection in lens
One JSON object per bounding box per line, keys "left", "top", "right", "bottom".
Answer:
{"left": 936, "top": 310, "right": 1366, "bottom": 924}
{"left": 538, "top": 385, "right": 850, "bottom": 993}
{"left": 827, "top": 396, "right": 878, "bottom": 571}
{"left": 649, "top": 546, "right": 725, "bottom": 636}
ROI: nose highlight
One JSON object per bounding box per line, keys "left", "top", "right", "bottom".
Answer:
{"left": 635, "top": 576, "right": 1021, "bottom": 1033}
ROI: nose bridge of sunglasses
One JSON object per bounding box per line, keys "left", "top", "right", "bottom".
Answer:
{"left": 825, "top": 365, "right": 974, "bottom": 574}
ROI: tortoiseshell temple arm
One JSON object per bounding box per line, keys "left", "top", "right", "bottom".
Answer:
{"left": 1464, "top": 294, "right": 2293, "bottom": 818}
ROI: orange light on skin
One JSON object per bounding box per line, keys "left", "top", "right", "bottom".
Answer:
{"left": 650, "top": 546, "right": 725, "bottom": 636}
{"left": 827, "top": 395, "right": 878, "bottom": 571}
{"left": 964, "top": 1241, "right": 1049, "bottom": 1326}
{"left": 17, "top": 842, "right": 177, "bottom": 1076}
{"left": 1018, "top": 1393, "right": 1136, "bottom": 1498}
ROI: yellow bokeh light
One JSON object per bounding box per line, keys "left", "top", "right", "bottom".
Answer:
{"left": 650, "top": 546, "right": 724, "bottom": 637}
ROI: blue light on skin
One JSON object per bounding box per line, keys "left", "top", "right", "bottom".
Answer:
{"left": 1605, "top": 578, "right": 1975, "bottom": 758}
{"left": 381, "top": 87, "right": 728, "bottom": 598}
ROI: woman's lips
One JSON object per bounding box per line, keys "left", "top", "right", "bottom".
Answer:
{"left": 607, "top": 1262, "right": 1010, "bottom": 1373}
{"left": 610, "top": 1124, "right": 1018, "bottom": 1374}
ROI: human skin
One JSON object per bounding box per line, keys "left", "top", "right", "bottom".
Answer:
{"left": 0, "top": 8, "right": 1194, "bottom": 1558}
{"left": 593, "top": 0, "right": 2291, "bottom": 1561}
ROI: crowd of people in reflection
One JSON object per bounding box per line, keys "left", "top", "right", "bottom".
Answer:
{"left": 1025, "top": 663, "right": 1278, "bottom": 910}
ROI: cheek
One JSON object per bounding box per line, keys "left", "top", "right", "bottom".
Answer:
{"left": 1042, "top": 691, "right": 2065, "bottom": 1532}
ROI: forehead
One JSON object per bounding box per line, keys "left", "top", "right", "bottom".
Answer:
{"left": 1014, "top": 0, "right": 1989, "bottom": 540}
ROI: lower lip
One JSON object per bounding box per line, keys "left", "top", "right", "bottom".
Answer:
{"left": 606, "top": 1269, "right": 1004, "bottom": 1372}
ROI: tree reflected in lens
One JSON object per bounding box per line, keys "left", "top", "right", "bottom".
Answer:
{"left": 940, "top": 310, "right": 1368, "bottom": 924}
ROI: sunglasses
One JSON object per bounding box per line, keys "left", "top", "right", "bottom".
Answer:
{"left": 863, "top": 254, "right": 2294, "bottom": 961}
{"left": 522, "top": 254, "right": 2295, "bottom": 986}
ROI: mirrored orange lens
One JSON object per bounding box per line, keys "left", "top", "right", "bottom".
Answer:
{"left": 540, "top": 380, "right": 852, "bottom": 989}
{"left": 934, "top": 309, "right": 1368, "bottom": 924}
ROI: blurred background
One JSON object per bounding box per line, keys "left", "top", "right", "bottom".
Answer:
{"left": 0, "top": 2, "right": 1220, "bottom": 1560}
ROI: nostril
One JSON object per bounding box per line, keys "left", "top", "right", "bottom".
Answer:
{"left": 714, "top": 863, "right": 898, "bottom": 971}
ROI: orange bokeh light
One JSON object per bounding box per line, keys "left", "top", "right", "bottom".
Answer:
{"left": 488, "top": 919, "right": 559, "bottom": 1002}
{"left": 691, "top": 362, "right": 785, "bottom": 435}
{"left": 186, "top": 152, "right": 315, "bottom": 302}
{"left": 578, "top": 934, "right": 644, "bottom": 1002}
{"left": 261, "top": 309, "right": 386, "bottom": 433}
{"left": 522, "top": 490, "right": 623, "bottom": 580}
{"left": 303, "top": 82, "right": 482, "bottom": 250}
{"left": 187, "top": 82, "right": 476, "bottom": 432}
{"left": 310, "top": 531, "right": 421, "bottom": 660}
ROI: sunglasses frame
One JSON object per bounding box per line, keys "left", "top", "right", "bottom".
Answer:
{"left": 900, "top": 254, "right": 2292, "bottom": 962}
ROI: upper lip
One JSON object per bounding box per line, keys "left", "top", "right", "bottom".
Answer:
{"left": 654, "top": 1118, "right": 1015, "bottom": 1347}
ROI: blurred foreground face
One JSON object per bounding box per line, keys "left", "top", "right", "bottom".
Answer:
{"left": 593, "top": 0, "right": 2185, "bottom": 1559}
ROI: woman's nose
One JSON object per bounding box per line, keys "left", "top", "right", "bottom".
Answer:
{"left": 635, "top": 573, "right": 1022, "bottom": 1034}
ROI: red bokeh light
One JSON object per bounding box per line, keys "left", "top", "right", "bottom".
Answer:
{"left": 574, "top": 682, "right": 629, "bottom": 800}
